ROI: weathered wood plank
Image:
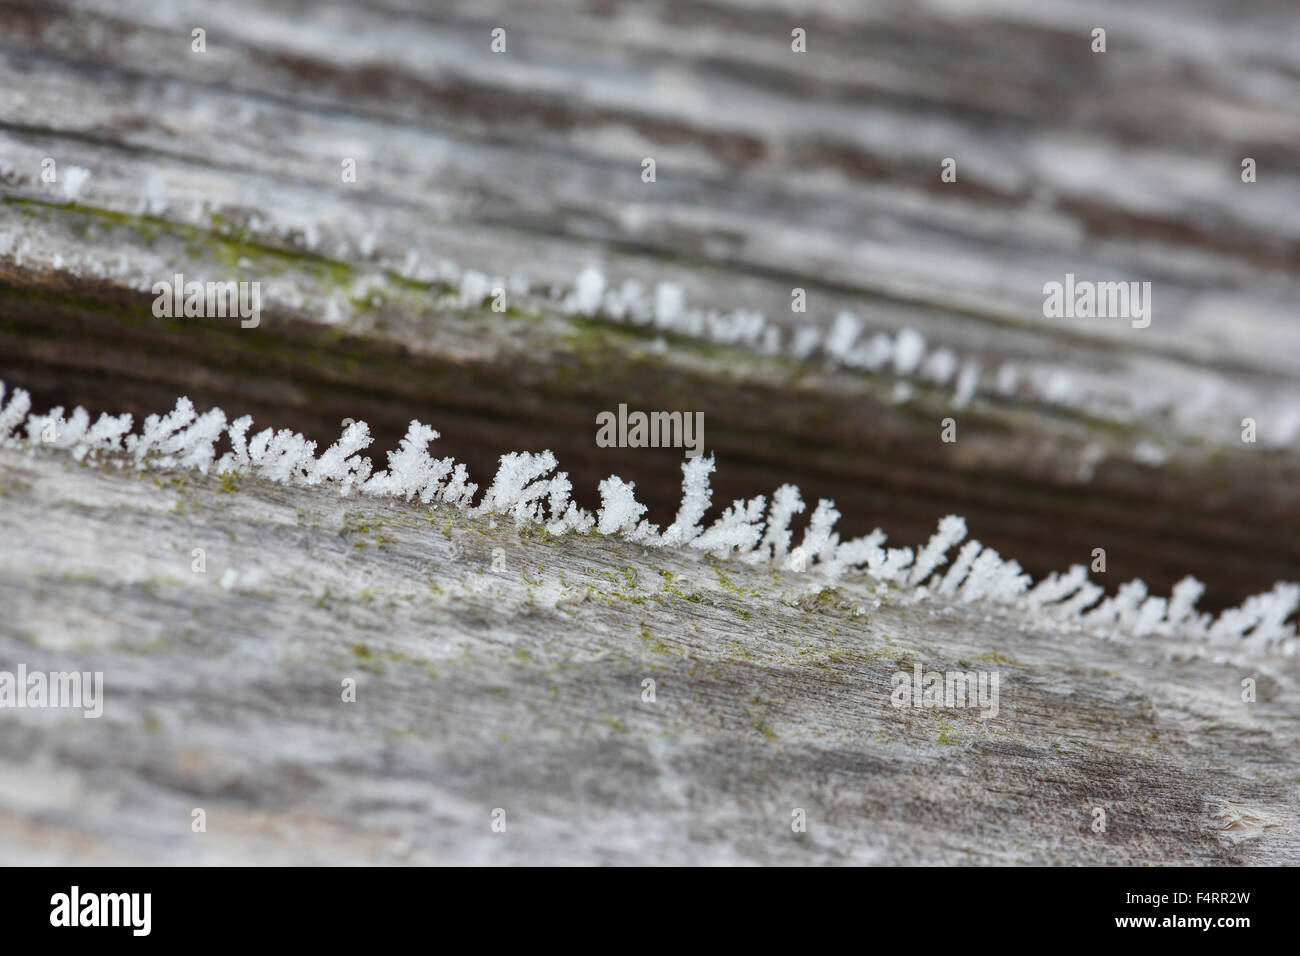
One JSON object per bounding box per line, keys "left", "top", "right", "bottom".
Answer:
{"left": 2, "top": 0, "right": 1298, "bottom": 605}
{"left": 1, "top": 445, "right": 1296, "bottom": 864}
{"left": 0, "top": 0, "right": 1297, "bottom": 865}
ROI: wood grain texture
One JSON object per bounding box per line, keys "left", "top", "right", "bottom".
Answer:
{"left": 0, "top": 0, "right": 1297, "bottom": 864}
{"left": 1, "top": 446, "right": 1297, "bottom": 864}
{"left": 2, "top": 0, "right": 1299, "bottom": 605}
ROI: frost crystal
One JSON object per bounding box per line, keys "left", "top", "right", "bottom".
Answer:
{"left": 892, "top": 328, "right": 926, "bottom": 376}
{"left": 654, "top": 282, "right": 684, "bottom": 328}
{"left": 1164, "top": 576, "right": 1205, "bottom": 629}
{"left": 755, "top": 484, "right": 805, "bottom": 562}
{"left": 80, "top": 412, "right": 133, "bottom": 461}
{"left": 987, "top": 559, "right": 1031, "bottom": 605}
{"left": 2, "top": 377, "right": 1295, "bottom": 658}
{"left": 909, "top": 515, "right": 966, "bottom": 586}
{"left": 127, "top": 397, "right": 197, "bottom": 465}
{"left": 1084, "top": 579, "right": 1148, "bottom": 632}
{"left": 1054, "top": 581, "right": 1103, "bottom": 619}
{"left": 692, "top": 496, "right": 766, "bottom": 558}
{"left": 952, "top": 361, "right": 980, "bottom": 409}
{"left": 660, "top": 456, "right": 714, "bottom": 546}
{"left": 958, "top": 548, "right": 1005, "bottom": 603}
{"left": 938, "top": 541, "right": 982, "bottom": 596}
{"left": 253, "top": 429, "right": 317, "bottom": 484}
{"left": 1243, "top": 583, "right": 1300, "bottom": 650}
{"left": 215, "top": 415, "right": 254, "bottom": 475}
{"left": 596, "top": 475, "right": 650, "bottom": 538}
{"left": 921, "top": 348, "right": 957, "bottom": 385}
{"left": 439, "top": 463, "right": 478, "bottom": 508}
{"left": 791, "top": 500, "right": 840, "bottom": 571}
{"left": 571, "top": 266, "right": 606, "bottom": 315}
{"left": 477, "top": 450, "right": 557, "bottom": 522}
{"left": 0, "top": 384, "right": 33, "bottom": 446}
{"left": 873, "top": 547, "right": 915, "bottom": 583}
{"left": 824, "top": 312, "right": 862, "bottom": 362}
{"left": 822, "top": 528, "right": 886, "bottom": 579}
{"left": 1133, "top": 596, "right": 1168, "bottom": 637}
{"left": 365, "top": 421, "right": 451, "bottom": 502}
{"left": 310, "top": 421, "right": 374, "bottom": 493}
{"left": 61, "top": 165, "right": 91, "bottom": 202}
{"left": 1025, "top": 564, "right": 1087, "bottom": 609}
{"left": 165, "top": 408, "right": 227, "bottom": 473}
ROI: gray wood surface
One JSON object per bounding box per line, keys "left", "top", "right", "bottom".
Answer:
{"left": 1, "top": 445, "right": 1297, "bottom": 864}
{"left": 0, "top": 0, "right": 1297, "bottom": 864}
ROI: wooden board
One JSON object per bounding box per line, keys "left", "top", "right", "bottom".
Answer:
{"left": 0, "top": 0, "right": 1297, "bottom": 864}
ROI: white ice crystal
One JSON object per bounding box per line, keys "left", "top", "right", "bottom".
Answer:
{"left": 478, "top": 450, "right": 560, "bottom": 524}
{"left": 252, "top": 429, "right": 318, "bottom": 484}
{"left": 20, "top": 405, "right": 65, "bottom": 450}
{"left": 79, "top": 412, "right": 134, "bottom": 461}
{"left": 1054, "top": 581, "right": 1103, "bottom": 619}
{"left": 921, "top": 348, "right": 957, "bottom": 386}
{"left": 995, "top": 363, "right": 1019, "bottom": 396}
{"left": 3, "top": 378, "right": 1295, "bottom": 657}
{"left": 790, "top": 327, "right": 821, "bottom": 360}
{"left": 439, "top": 463, "right": 478, "bottom": 509}
{"left": 873, "top": 547, "right": 915, "bottom": 583}
{"left": 542, "top": 471, "right": 595, "bottom": 534}
{"left": 653, "top": 282, "right": 684, "bottom": 328}
{"left": 0, "top": 384, "right": 31, "bottom": 447}
{"left": 126, "top": 397, "right": 196, "bottom": 465}
{"left": 1133, "top": 596, "right": 1168, "bottom": 637}
{"left": 690, "top": 495, "right": 766, "bottom": 558}
{"left": 819, "top": 528, "right": 886, "bottom": 579}
{"left": 215, "top": 415, "right": 254, "bottom": 475}
{"left": 60, "top": 165, "right": 91, "bottom": 202}
{"left": 309, "top": 421, "right": 374, "bottom": 493}
{"left": 174, "top": 408, "right": 227, "bottom": 473}
{"left": 365, "top": 421, "right": 452, "bottom": 502}
{"left": 1164, "top": 575, "right": 1205, "bottom": 631}
{"left": 596, "top": 475, "right": 653, "bottom": 540}
{"left": 958, "top": 548, "right": 1006, "bottom": 603}
{"left": 458, "top": 270, "right": 492, "bottom": 309}
{"left": 908, "top": 515, "right": 966, "bottom": 586}
{"left": 790, "top": 499, "right": 841, "bottom": 571}
{"left": 1243, "top": 583, "right": 1300, "bottom": 650}
{"left": 853, "top": 333, "right": 894, "bottom": 372}
{"left": 824, "top": 312, "right": 863, "bottom": 362}
{"left": 1025, "top": 564, "right": 1087, "bottom": 609}
{"left": 570, "top": 266, "right": 606, "bottom": 316}
{"left": 938, "top": 540, "right": 982, "bottom": 596}
{"left": 1213, "top": 582, "right": 1300, "bottom": 651}
{"left": 491, "top": 266, "right": 1270, "bottom": 438}
{"left": 952, "top": 361, "right": 980, "bottom": 410}
{"left": 755, "top": 484, "right": 805, "bottom": 562}
{"left": 659, "top": 455, "right": 715, "bottom": 547}
{"left": 1084, "top": 578, "right": 1148, "bottom": 633}
{"left": 892, "top": 328, "right": 926, "bottom": 376}
{"left": 987, "top": 558, "right": 1031, "bottom": 605}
